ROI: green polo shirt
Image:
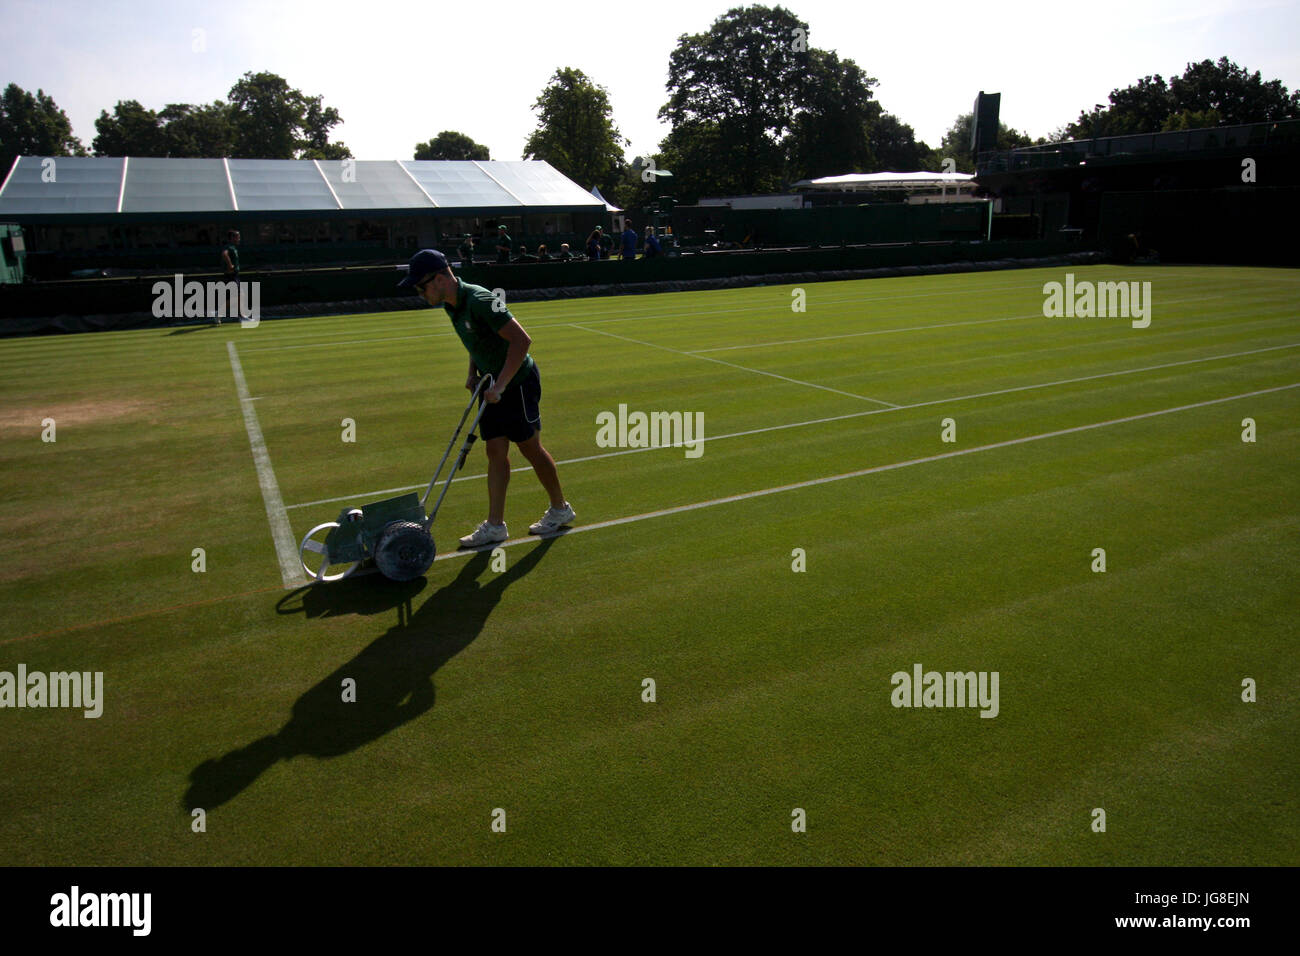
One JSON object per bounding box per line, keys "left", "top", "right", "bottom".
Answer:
{"left": 223, "top": 243, "right": 239, "bottom": 273}
{"left": 442, "top": 277, "right": 534, "bottom": 387}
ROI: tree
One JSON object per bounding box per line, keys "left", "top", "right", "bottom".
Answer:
{"left": 227, "top": 72, "right": 299, "bottom": 158}
{"left": 1043, "top": 124, "right": 1074, "bottom": 144}
{"left": 0, "top": 83, "right": 85, "bottom": 172}
{"left": 94, "top": 88, "right": 340, "bottom": 159}
{"left": 867, "top": 113, "right": 930, "bottom": 172}
{"left": 660, "top": 5, "right": 811, "bottom": 194}
{"left": 93, "top": 100, "right": 166, "bottom": 156}
{"left": 95, "top": 100, "right": 241, "bottom": 158}
{"left": 1069, "top": 75, "right": 1173, "bottom": 138}
{"left": 299, "top": 95, "right": 351, "bottom": 159}
{"left": 1170, "top": 57, "right": 1298, "bottom": 124}
{"left": 787, "top": 49, "right": 880, "bottom": 180}
{"left": 158, "top": 102, "right": 236, "bottom": 158}
{"left": 1066, "top": 58, "right": 1300, "bottom": 138}
{"left": 414, "top": 131, "right": 490, "bottom": 161}
{"left": 226, "top": 71, "right": 349, "bottom": 159}
{"left": 935, "top": 113, "right": 1034, "bottom": 172}
{"left": 656, "top": 118, "right": 781, "bottom": 201}
{"left": 610, "top": 153, "right": 667, "bottom": 216}
{"left": 522, "top": 67, "right": 627, "bottom": 196}
{"left": 1161, "top": 108, "right": 1223, "bottom": 132}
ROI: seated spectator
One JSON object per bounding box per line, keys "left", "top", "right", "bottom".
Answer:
{"left": 537, "top": 244, "right": 552, "bottom": 261}
{"left": 458, "top": 234, "right": 475, "bottom": 265}
{"left": 586, "top": 228, "right": 603, "bottom": 260}
{"left": 514, "top": 244, "right": 540, "bottom": 263}
{"left": 557, "top": 243, "right": 573, "bottom": 261}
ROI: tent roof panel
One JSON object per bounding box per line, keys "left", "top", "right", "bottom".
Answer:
{"left": 400, "top": 161, "right": 518, "bottom": 208}
{"left": 0, "top": 156, "right": 124, "bottom": 215}
{"left": 0, "top": 157, "right": 603, "bottom": 218}
{"left": 317, "top": 160, "right": 433, "bottom": 210}
{"left": 120, "top": 157, "right": 233, "bottom": 212}
{"left": 491, "top": 161, "right": 605, "bottom": 207}
{"left": 228, "top": 158, "right": 338, "bottom": 211}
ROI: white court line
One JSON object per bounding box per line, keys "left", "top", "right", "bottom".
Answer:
{"left": 571, "top": 322, "right": 901, "bottom": 407}
{"left": 432, "top": 381, "right": 1300, "bottom": 562}
{"left": 240, "top": 331, "right": 435, "bottom": 354}
{"left": 718, "top": 301, "right": 1281, "bottom": 383}
{"left": 228, "top": 342, "right": 302, "bottom": 588}
{"left": 285, "top": 340, "right": 1300, "bottom": 511}
{"left": 242, "top": 283, "right": 1244, "bottom": 360}
{"left": 237, "top": 278, "right": 1061, "bottom": 354}
{"left": 691, "top": 312, "right": 1046, "bottom": 352}
{"left": 235, "top": 273, "right": 1253, "bottom": 356}
{"left": 689, "top": 294, "right": 1227, "bottom": 353}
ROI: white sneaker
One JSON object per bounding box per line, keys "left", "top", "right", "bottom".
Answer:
{"left": 529, "top": 502, "right": 576, "bottom": 535}
{"left": 458, "top": 520, "right": 508, "bottom": 548}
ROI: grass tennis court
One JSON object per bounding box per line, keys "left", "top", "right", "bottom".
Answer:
{"left": 1, "top": 264, "right": 1296, "bottom": 865}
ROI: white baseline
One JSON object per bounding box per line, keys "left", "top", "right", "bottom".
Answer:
{"left": 571, "top": 322, "right": 900, "bottom": 407}
{"left": 433, "top": 381, "right": 1300, "bottom": 561}
{"left": 287, "top": 341, "right": 1300, "bottom": 511}
{"left": 229, "top": 342, "right": 302, "bottom": 587}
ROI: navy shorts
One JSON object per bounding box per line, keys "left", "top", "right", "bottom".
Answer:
{"left": 479, "top": 363, "right": 541, "bottom": 443}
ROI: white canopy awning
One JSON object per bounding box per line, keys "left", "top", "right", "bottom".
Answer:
{"left": 590, "top": 185, "right": 622, "bottom": 212}
{"left": 793, "top": 171, "right": 976, "bottom": 190}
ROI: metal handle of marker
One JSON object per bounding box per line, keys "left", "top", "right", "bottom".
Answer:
{"left": 421, "top": 374, "right": 494, "bottom": 526}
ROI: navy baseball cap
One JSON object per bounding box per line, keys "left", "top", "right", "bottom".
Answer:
{"left": 398, "top": 248, "right": 449, "bottom": 288}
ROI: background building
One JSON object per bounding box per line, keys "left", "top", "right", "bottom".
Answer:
{"left": 0, "top": 157, "right": 606, "bottom": 279}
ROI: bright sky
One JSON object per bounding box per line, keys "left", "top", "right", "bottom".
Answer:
{"left": 3, "top": 0, "right": 1298, "bottom": 168}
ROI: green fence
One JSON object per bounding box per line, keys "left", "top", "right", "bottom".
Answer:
{"left": 979, "top": 118, "right": 1300, "bottom": 173}
{"left": 1, "top": 238, "right": 1082, "bottom": 323}
{"left": 670, "top": 201, "right": 989, "bottom": 247}
{"left": 1097, "top": 186, "right": 1299, "bottom": 264}
{"left": 0, "top": 224, "right": 24, "bottom": 284}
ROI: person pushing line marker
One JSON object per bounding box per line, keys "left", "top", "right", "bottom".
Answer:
{"left": 399, "top": 249, "right": 576, "bottom": 547}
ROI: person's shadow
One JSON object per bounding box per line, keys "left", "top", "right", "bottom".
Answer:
{"left": 184, "top": 538, "right": 555, "bottom": 811}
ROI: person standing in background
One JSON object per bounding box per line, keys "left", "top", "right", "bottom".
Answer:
{"left": 221, "top": 230, "right": 240, "bottom": 279}
{"left": 643, "top": 226, "right": 662, "bottom": 258}
{"left": 216, "top": 229, "right": 241, "bottom": 325}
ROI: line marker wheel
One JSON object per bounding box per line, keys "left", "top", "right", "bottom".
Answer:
{"left": 297, "top": 375, "right": 493, "bottom": 584}
{"left": 300, "top": 521, "right": 362, "bottom": 582}
{"left": 373, "top": 520, "right": 436, "bottom": 581}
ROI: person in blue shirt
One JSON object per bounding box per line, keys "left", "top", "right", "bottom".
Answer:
{"left": 621, "top": 223, "right": 637, "bottom": 259}
{"left": 643, "top": 226, "right": 662, "bottom": 258}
